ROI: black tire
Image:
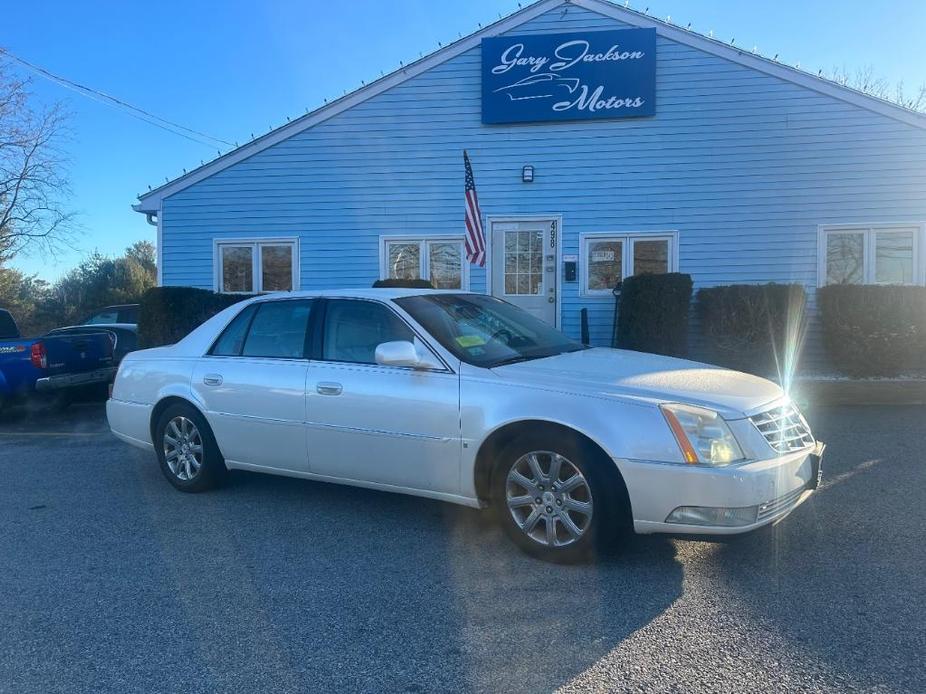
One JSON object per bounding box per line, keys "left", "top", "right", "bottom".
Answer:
{"left": 154, "top": 403, "right": 226, "bottom": 493}
{"left": 491, "top": 431, "right": 627, "bottom": 564}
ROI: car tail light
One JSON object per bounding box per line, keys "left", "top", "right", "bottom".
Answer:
{"left": 31, "top": 341, "right": 47, "bottom": 369}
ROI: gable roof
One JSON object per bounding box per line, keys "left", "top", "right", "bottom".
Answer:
{"left": 134, "top": 0, "right": 926, "bottom": 213}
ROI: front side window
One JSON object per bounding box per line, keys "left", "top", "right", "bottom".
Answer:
{"left": 383, "top": 238, "right": 466, "bottom": 290}
{"left": 822, "top": 226, "right": 919, "bottom": 285}
{"left": 582, "top": 234, "right": 675, "bottom": 295}
{"left": 322, "top": 300, "right": 414, "bottom": 364}
{"left": 396, "top": 293, "right": 585, "bottom": 368}
{"left": 217, "top": 240, "right": 297, "bottom": 293}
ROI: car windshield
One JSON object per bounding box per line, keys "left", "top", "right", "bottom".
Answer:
{"left": 395, "top": 293, "right": 587, "bottom": 368}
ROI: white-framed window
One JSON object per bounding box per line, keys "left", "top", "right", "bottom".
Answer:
{"left": 214, "top": 238, "right": 299, "bottom": 293}
{"left": 580, "top": 232, "right": 678, "bottom": 296}
{"left": 380, "top": 236, "right": 468, "bottom": 290}
{"left": 818, "top": 224, "right": 924, "bottom": 286}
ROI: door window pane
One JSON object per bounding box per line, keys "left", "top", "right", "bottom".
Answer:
{"left": 826, "top": 233, "right": 865, "bottom": 284}
{"left": 387, "top": 243, "right": 421, "bottom": 280}
{"left": 261, "top": 245, "right": 293, "bottom": 291}
{"left": 504, "top": 229, "right": 543, "bottom": 295}
{"left": 323, "top": 300, "right": 414, "bottom": 364}
{"left": 85, "top": 311, "right": 119, "bottom": 325}
{"left": 221, "top": 246, "right": 254, "bottom": 293}
{"left": 241, "top": 300, "right": 313, "bottom": 359}
{"left": 211, "top": 304, "right": 258, "bottom": 356}
{"left": 875, "top": 231, "right": 914, "bottom": 284}
{"left": 587, "top": 240, "right": 623, "bottom": 291}
{"left": 632, "top": 239, "right": 669, "bottom": 276}
{"left": 428, "top": 242, "right": 462, "bottom": 289}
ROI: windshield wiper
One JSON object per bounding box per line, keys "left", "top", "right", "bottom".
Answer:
{"left": 489, "top": 344, "right": 589, "bottom": 368}
{"left": 488, "top": 355, "right": 541, "bottom": 368}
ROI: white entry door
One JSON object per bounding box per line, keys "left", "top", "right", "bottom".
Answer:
{"left": 490, "top": 218, "right": 558, "bottom": 325}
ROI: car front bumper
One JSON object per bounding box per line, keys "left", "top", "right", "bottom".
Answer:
{"left": 35, "top": 367, "right": 118, "bottom": 392}
{"left": 621, "top": 441, "right": 824, "bottom": 536}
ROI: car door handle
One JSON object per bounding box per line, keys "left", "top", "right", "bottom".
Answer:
{"left": 203, "top": 374, "right": 223, "bottom": 386}
{"left": 316, "top": 382, "right": 343, "bottom": 396}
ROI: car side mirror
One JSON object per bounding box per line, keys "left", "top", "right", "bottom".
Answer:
{"left": 375, "top": 341, "right": 424, "bottom": 368}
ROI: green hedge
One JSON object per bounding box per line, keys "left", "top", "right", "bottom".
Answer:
{"left": 696, "top": 283, "right": 806, "bottom": 376}
{"left": 138, "top": 287, "right": 254, "bottom": 348}
{"left": 616, "top": 273, "right": 693, "bottom": 357}
{"left": 819, "top": 284, "right": 926, "bottom": 376}
{"left": 371, "top": 278, "right": 434, "bottom": 289}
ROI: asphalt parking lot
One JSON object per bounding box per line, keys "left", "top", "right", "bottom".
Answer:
{"left": 0, "top": 403, "right": 924, "bottom": 693}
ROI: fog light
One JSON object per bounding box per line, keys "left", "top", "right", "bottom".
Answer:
{"left": 665, "top": 504, "right": 758, "bottom": 527}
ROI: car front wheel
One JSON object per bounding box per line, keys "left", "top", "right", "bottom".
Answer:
{"left": 492, "top": 433, "right": 620, "bottom": 563}
{"left": 154, "top": 403, "right": 226, "bottom": 492}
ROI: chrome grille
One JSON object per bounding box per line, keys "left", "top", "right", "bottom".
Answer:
{"left": 750, "top": 403, "right": 814, "bottom": 454}
{"left": 757, "top": 485, "right": 807, "bottom": 521}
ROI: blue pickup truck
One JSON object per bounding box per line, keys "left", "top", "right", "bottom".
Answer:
{"left": 0, "top": 309, "right": 116, "bottom": 411}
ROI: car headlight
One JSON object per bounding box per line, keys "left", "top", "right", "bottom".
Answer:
{"left": 660, "top": 403, "right": 745, "bottom": 466}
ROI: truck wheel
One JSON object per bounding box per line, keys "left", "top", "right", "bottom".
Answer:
{"left": 491, "top": 432, "right": 624, "bottom": 564}
{"left": 154, "top": 403, "right": 226, "bottom": 493}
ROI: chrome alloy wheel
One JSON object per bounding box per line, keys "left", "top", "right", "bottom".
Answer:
{"left": 505, "top": 451, "right": 593, "bottom": 548}
{"left": 163, "top": 416, "right": 203, "bottom": 482}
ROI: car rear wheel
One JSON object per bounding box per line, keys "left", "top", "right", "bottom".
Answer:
{"left": 492, "top": 432, "right": 621, "bottom": 563}
{"left": 154, "top": 403, "right": 226, "bottom": 492}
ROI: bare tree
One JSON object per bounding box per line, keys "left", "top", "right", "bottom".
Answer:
{"left": 828, "top": 65, "right": 926, "bottom": 112}
{"left": 0, "top": 57, "right": 73, "bottom": 264}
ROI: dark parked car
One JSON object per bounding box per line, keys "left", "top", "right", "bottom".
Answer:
{"left": 83, "top": 304, "right": 139, "bottom": 326}
{"left": 46, "top": 324, "right": 138, "bottom": 366}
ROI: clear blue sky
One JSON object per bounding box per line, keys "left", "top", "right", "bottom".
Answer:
{"left": 4, "top": 0, "right": 924, "bottom": 279}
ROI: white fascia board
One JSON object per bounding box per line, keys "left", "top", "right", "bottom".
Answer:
{"left": 133, "top": 0, "right": 565, "bottom": 213}
{"left": 134, "top": 0, "right": 926, "bottom": 214}
{"left": 573, "top": 0, "right": 926, "bottom": 130}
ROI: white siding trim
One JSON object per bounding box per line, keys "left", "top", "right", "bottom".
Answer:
{"left": 156, "top": 204, "right": 163, "bottom": 286}
{"left": 213, "top": 236, "right": 300, "bottom": 293}
{"left": 134, "top": 0, "right": 926, "bottom": 213}
{"left": 579, "top": 230, "right": 679, "bottom": 297}
{"left": 816, "top": 222, "right": 926, "bottom": 287}
{"left": 571, "top": 0, "right": 926, "bottom": 130}
{"left": 486, "top": 214, "right": 563, "bottom": 330}
{"left": 133, "top": 0, "right": 564, "bottom": 212}
{"left": 378, "top": 234, "right": 470, "bottom": 290}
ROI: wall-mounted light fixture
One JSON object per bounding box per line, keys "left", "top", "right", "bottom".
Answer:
{"left": 522, "top": 165, "right": 534, "bottom": 183}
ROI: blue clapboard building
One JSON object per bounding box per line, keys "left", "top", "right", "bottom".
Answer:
{"left": 134, "top": 0, "right": 926, "bottom": 361}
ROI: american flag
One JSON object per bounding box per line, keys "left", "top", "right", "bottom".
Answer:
{"left": 463, "top": 150, "right": 486, "bottom": 267}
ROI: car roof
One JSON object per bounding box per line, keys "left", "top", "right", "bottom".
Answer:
{"left": 248, "top": 288, "right": 471, "bottom": 302}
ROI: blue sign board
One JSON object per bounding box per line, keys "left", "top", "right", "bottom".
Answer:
{"left": 481, "top": 28, "right": 656, "bottom": 124}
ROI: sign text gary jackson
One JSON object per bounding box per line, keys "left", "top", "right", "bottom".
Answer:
{"left": 481, "top": 28, "right": 656, "bottom": 124}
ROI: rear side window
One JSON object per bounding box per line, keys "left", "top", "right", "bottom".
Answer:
{"left": 0, "top": 311, "right": 19, "bottom": 339}
{"left": 241, "top": 300, "right": 313, "bottom": 358}
{"left": 118, "top": 306, "right": 139, "bottom": 324}
{"left": 85, "top": 310, "right": 119, "bottom": 325}
{"left": 210, "top": 305, "right": 258, "bottom": 356}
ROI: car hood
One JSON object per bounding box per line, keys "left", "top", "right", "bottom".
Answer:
{"left": 491, "top": 348, "right": 784, "bottom": 418}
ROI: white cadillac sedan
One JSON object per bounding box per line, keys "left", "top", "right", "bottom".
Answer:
{"left": 107, "top": 289, "right": 823, "bottom": 562}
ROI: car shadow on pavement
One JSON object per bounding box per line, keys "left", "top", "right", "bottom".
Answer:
{"left": 710, "top": 406, "right": 926, "bottom": 692}
{"left": 178, "top": 468, "right": 686, "bottom": 693}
